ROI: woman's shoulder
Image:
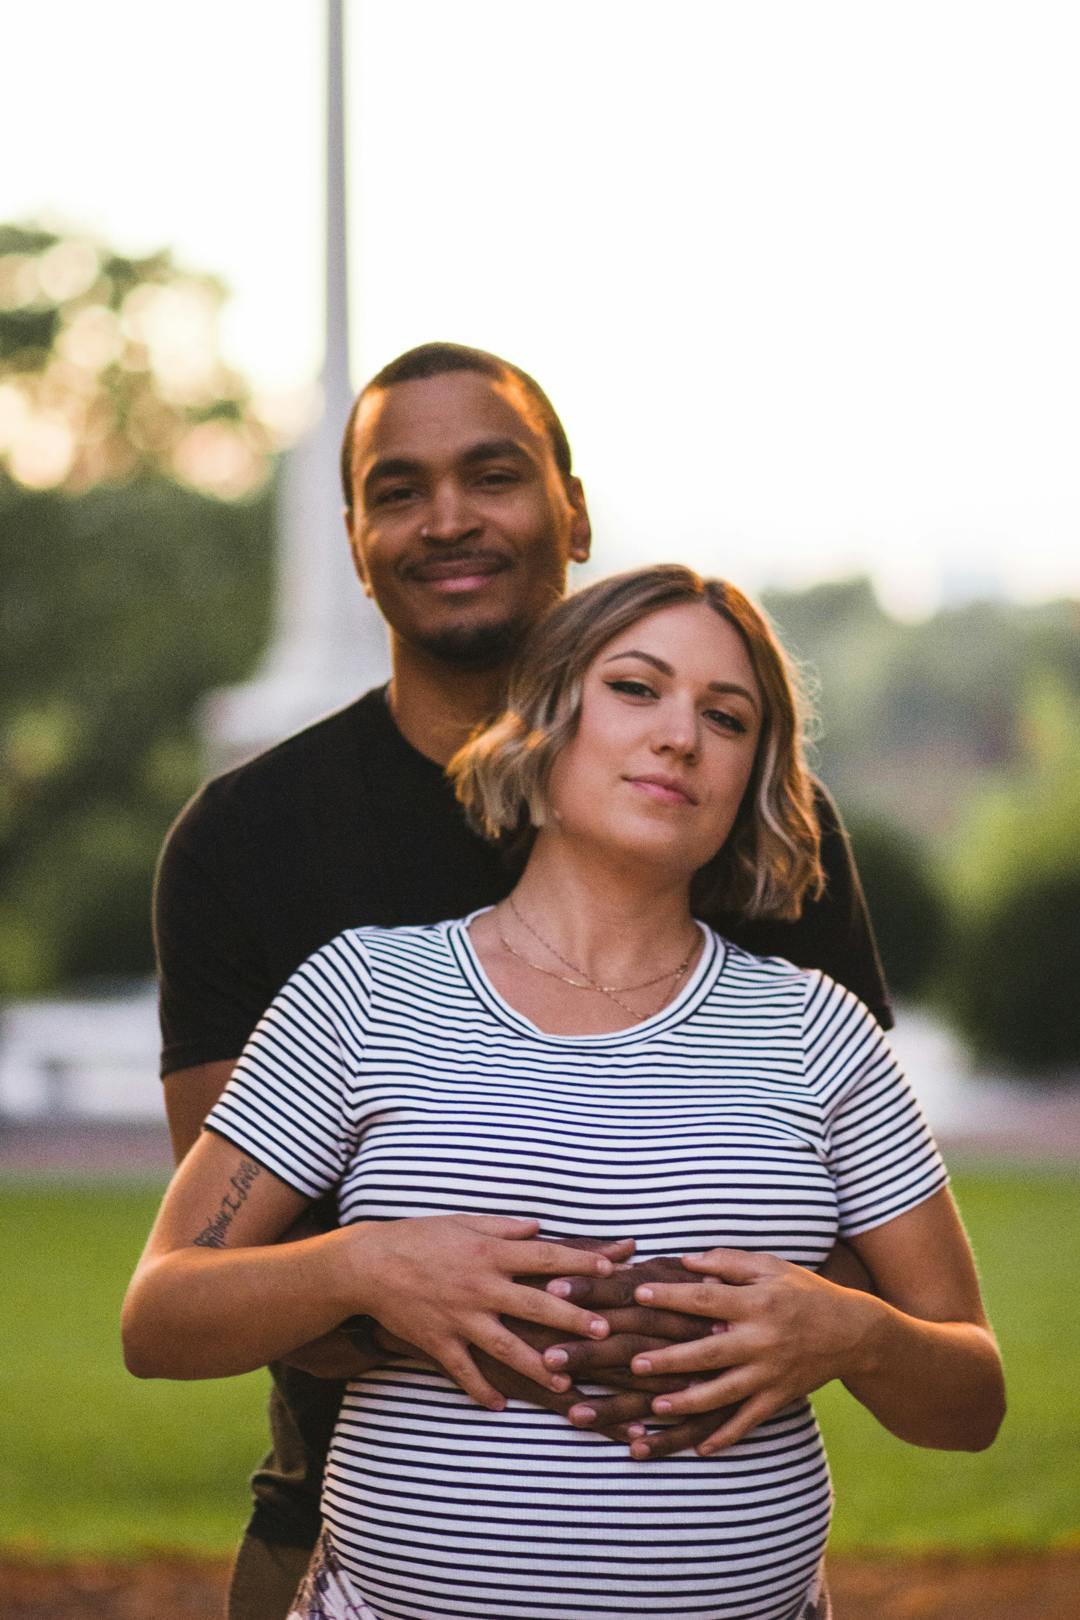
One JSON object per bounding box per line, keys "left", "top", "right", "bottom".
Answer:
{"left": 706, "top": 927, "right": 885, "bottom": 1030}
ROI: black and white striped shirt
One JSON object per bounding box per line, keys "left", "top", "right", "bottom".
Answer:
{"left": 208, "top": 916, "right": 947, "bottom": 1620}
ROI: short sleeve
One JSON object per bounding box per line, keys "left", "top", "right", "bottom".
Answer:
{"left": 803, "top": 972, "right": 948, "bottom": 1237}
{"left": 154, "top": 785, "right": 279, "bottom": 1077}
{"left": 205, "top": 933, "right": 374, "bottom": 1201}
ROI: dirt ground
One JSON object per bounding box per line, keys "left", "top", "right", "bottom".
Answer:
{"left": 3, "top": 1554, "right": 1080, "bottom": 1620}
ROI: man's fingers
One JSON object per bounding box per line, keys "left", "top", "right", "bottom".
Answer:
{"left": 545, "top": 1273, "right": 637, "bottom": 1308}
{"left": 629, "top": 1408, "right": 741, "bottom": 1461}
{"left": 603, "top": 1305, "right": 711, "bottom": 1340}
{"left": 567, "top": 1389, "right": 653, "bottom": 1429}
{"left": 543, "top": 1333, "right": 667, "bottom": 1375}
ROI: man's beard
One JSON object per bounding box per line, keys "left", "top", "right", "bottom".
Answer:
{"left": 412, "top": 614, "right": 527, "bottom": 671}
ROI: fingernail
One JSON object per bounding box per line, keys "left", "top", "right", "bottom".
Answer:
{"left": 550, "top": 1374, "right": 570, "bottom": 1392}
{"left": 569, "top": 1404, "right": 596, "bottom": 1425}
{"left": 710, "top": 1322, "right": 730, "bottom": 1335}
{"left": 489, "top": 1397, "right": 507, "bottom": 1412}
{"left": 589, "top": 1318, "right": 607, "bottom": 1337}
{"left": 629, "top": 1441, "right": 651, "bottom": 1460}
{"left": 597, "top": 1257, "right": 613, "bottom": 1274}
{"left": 544, "top": 1348, "right": 568, "bottom": 1368}
{"left": 636, "top": 1285, "right": 654, "bottom": 1302}
{"left": 632, "top": 1356, "right": 652, "bottom": 1373}
{"left": 653, "top": 1398, "right": 672, "bottom": 1413}
{"left": 547, "top": 1280, "right": 571, "bottom": 1297}
{"left": 697, "top": 1443, "right": 715, "bottom": 1456}
{"left": 627, "top": 1423, "right": 646, "bottom": 1438}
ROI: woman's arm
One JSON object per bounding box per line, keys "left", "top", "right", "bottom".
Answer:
{"left": 622, "top": 1188, "right": 1005, "bottom": 1455}
{"left": 122, "top": 1130, "right": 617, "bottom": 1406}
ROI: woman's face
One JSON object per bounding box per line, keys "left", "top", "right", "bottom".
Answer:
{"left": 544, "top": 600, "right": 764, "bottom": 882}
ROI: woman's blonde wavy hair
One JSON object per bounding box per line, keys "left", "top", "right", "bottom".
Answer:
{"left": 448, "top": 564, "right": 824, "bottom": 920}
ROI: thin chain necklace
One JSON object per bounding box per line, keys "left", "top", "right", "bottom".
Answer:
{"left": 501, "top": 895, "right": 699, "bottom": 1017}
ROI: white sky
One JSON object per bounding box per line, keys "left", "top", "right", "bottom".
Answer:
{"left": 4, "top": 0, "right": 1079, "bottom": 616}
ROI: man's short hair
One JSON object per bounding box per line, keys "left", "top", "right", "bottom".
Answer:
{"left": 340, "top": 342, "right": 574, "bottom": 517}
{"left": 448, "top": 564, "right": 825, "bottom": 922}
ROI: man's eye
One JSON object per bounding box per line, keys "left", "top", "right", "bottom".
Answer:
{"left": 476, "top": 469, "right": 518, "bottom": 488}
{"left": 372, "top": 485, "right": 417, "bottom": 507}
{"left": 606, "top": 678, "right": 656, "bottom": 699}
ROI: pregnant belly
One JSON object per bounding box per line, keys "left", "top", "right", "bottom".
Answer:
{"left": 321, "top": 1367, "right": 833, "bottom": 1620}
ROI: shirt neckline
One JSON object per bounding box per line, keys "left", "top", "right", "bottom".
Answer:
{"left": 445, "top": 910, "right": 726, "bottom": 1047}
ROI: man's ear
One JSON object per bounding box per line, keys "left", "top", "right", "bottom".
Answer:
{"left": 566, "top": 477, "right": 592, "bottom": 564}
{"left": 344, "top": 508, "right": 374, "bottom": 598}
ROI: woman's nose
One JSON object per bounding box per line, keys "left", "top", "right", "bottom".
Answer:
{"left": 652, "top": 702, "right": 700, "bottom": 761}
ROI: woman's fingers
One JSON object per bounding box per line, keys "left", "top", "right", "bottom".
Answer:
{"left": 630, "top": 1326, "right": 747, "bottom": 1379}
{"left": 506, "top": 1280, "right": 611, "bottom": 1344}
{"left": 436, "top": 1340, "right": 510, "bottom": 1412}
{"left": 514, "top": 1239, "right": 615, "bottom": 1278}
{"left": 689, "top": 1391, "right": 780, "bottom": 1455}
{"left": 633, "top": 1277, "right": 741, "bottom": 1321}
{"left": 647, "top": 1367, "right": 755, "bottom": 1417}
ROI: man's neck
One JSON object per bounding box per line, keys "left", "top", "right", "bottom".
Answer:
{"left": 387, "top": 639, "right": 510, "bottom": 766}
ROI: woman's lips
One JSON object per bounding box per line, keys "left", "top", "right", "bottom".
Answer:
{"left": 625, "top": 775, "right": 698, "bottom": 806}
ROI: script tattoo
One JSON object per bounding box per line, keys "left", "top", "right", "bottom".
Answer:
{"left": 192, "top": 1157, "right": 263, "bottom": 1248}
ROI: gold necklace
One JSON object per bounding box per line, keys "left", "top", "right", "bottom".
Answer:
{"left": 503, "top": 895, "right": 698, "bottom": 1017}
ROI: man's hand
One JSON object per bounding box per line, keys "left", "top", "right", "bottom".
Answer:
{"left": 626, "top": 1247, "right": 871, "bottom": 1455}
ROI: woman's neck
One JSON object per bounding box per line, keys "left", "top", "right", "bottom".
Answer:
{"left": 506, "top": 830, "right": 698, "bottom": 988}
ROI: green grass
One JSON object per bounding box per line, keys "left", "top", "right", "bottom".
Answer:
{"left": 1, "top": 1168, "right": 1078, "bottom": 1557}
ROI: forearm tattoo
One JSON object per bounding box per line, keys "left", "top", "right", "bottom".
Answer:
{"left": 192, "top": 1157, "right": 263, "bottom": 1248}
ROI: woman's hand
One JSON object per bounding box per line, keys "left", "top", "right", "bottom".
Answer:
{"left": 626, "top": 1192, "right": 1006, "bottom": 1457}
{"left": 627, "top": 1249, "right": 869, "bottom": 1454}
{"left": 344, "top": 1214, "right": 619, "bottom": 1411}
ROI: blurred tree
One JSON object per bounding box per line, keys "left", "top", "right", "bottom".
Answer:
{"left": 0, "top": 223, "right": 277, "bottom": 498}
{"left": 844, "top": 815, "right": 950, "bottom": 1002}
{"left": 1, "top": 225, "right": 278, "bottom": 995}
{"left": 941, "top": 677, "right": 1080, "bottom": 1074}
{"left": 948, "top": 867, "right": 1080, "bottom": 1073}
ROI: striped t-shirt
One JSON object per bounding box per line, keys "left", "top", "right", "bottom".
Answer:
{"left": 208, "top": 916, "right": 947, "bottom": 1620}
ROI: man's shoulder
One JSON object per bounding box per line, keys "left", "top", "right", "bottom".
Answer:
{"left": 167, "top": 689, "right": 387, "bottom": 848}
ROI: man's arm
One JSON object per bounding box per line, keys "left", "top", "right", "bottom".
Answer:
{"left": 164, "top": 1060, "right": 236, "bottom": 1163}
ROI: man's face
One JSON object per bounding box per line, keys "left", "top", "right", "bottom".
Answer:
{"left": 345, "top": 370, "right": 591, "bottom": 667}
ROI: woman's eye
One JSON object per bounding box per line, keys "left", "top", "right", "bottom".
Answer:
{"left": 705, "top": 709, "right": 748, "bottom": 734}
{"left": 606, "top": 678, "right": 656, "bottom": 699}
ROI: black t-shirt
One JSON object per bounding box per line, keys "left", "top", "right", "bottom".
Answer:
{"left": 154, "top": 684, "right": 892, "bottom": 1547}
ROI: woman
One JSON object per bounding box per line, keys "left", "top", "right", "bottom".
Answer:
{"left": 124, "top": 565, "right": 1004, "bottom": 1620}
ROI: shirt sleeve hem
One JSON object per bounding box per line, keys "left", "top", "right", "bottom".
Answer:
{"left": 201, "top": 1122, "right": 327, "bottom": 1204}
{"left": 838, "top": 1166, "right": 951, "bottom": 1239}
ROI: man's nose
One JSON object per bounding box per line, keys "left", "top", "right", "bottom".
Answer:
{"left": 421, "top": 480, "right": 480, "bottom": 543}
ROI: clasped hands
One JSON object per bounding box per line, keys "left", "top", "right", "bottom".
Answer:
{"left": 348, "top": 1216, "right": 864, "bottom": 1461}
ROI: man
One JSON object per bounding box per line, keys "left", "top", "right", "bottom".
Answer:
{"left": 155, "top": 342, "right": 891, "bottom": 1617}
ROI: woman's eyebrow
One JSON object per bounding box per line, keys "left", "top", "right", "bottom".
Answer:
{"left": 602, "top": 649, "right": 759, "bottom": 709}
